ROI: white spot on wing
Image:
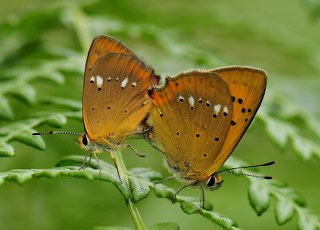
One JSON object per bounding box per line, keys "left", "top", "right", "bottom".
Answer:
{"left": 189, "top": 96, "right": 195, "bottom": 108}
{"left": 107, "top": 76, "right": 112, "bottom": 81}
{"left": 223, "top": 106, "right": 228, "bottom": 114}
{"left": 157, "top": 107, "right": 163, "bottom": 117}
{"left": 121, "top": 76, "right": 129, "bottom": 88}
{"left": 132, "top": 82, "right": 137, "bottom": 87}
{"left": 178, "top": 95, "right": 184, "bottom": 101}
{"left": 96, "top": 75, "right": 103, "bottom": 88}
{"left": 214, "top": 104, "right": 221, "bottom": 114}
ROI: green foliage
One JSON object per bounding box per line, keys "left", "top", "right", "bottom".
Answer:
{"left": 0, "top": 111, "right": 81, "bottom": 156}
{"left": 224, "top": 157, "right": 320, "bottom": 230}
{"left": 249, "top": 177, "right": 318, "bottom": 228}
{"left": 302, "top": 0, "right": 320, "bottom": 20}
{"left": 1, "top": 1, "right": 320, "bottom": 230}
{"left": 260, "top": 89, "right": 320, "bottom": 160}
{"left": 0, "top": 155, "right": 239, "bottom": 229}
{"left": 149, "top": 223, "right": 180, "bottom": 230}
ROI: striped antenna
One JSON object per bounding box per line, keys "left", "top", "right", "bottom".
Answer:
{"left": 217, "top": 161, "right": 275, "bottom": 180}
{"left": 32, "top": 131, "right": 82, "bottom": 136}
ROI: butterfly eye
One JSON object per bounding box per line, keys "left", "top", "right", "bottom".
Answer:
{"left": 82, "top": 135, "right": 89, "bottom": 146}
{"left": 206, "top": 174, "right": 224, "bottom": 190}
{"left": 206, "top": 175, "right": 216, "bottom": 187}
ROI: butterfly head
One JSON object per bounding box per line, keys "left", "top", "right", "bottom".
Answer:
{"left": 32, "top": 131, "right": 106, "bottom": 153}
{"left": 205, "top": 161, "right": 275, "bottom": 190}
{"left": 76, "top": 133, "right": 91, "bottom": 150}
{"left": 205, "top": 173, "right": 224, "bottom": 190}
{"left": 76, "top": 133, "right": 106, "bottom": 153}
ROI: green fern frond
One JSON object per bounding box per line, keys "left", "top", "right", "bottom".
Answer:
{"left": 0, "top": 110, "right": 81, "bottom": 157}
{"left": 259, "top": 88, "right": 320, "bottom": 160}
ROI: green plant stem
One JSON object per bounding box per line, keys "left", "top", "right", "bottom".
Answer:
{"left": 110, "top": 149, "right": 147, "bottom": 230}
{"left": 127, "top": 199, "right": 147, "bottom": 230}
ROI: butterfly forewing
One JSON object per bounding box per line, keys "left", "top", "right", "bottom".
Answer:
{"left": 83, "top": 53, "right": 154, "bottom": 144}
{"left": 84, "top": 35, "right": 139, "bottom": 79}
{"left": 206, "top": 66, "right": 267, "bottom": 174}
{"left": 149, "top": 71, "right": 233, "bottom": 180}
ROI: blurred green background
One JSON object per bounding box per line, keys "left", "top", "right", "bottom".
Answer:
{"left": 0, "top": 0, "right": 319, "bottom": 229}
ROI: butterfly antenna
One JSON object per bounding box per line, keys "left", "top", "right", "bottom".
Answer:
{"left": 217, "top": 161, "right": 275, "bottom": 180}
{"left": 32, "top": 131, "right": 82, "bottom": 136}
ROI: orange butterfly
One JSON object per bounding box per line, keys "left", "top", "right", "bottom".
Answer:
{"left": 146, "top": 67, "right": 273, "bottom": 207}
{"left": 34, "top": 35, "right": 156, "bottom": 163}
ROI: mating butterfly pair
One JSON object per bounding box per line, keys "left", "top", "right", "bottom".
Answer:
{"left": 34, "top": 35, "right": 273, "bottom": 207}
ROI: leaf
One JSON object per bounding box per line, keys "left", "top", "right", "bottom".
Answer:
{"left": 292, "top": 135, "right": 320, "bottom": 160}
{"left": 0, "top": 110, "right": 82, "bottom": 157}
{"left": 271, "top": 181, "right": 305, "bottom": 206}
{"left": 0, "top": 96, "right": 14, "bottom": 120}
{"left": 45, "top": 114, "right": 68, "bottom": 127}
{"left": 260, "top": 89, "right": 320, "bottom": 161}
{"left": 199, "top": 210, "right": 239, "bottom": 230}
{"left": 128, "top": 168, "right": 162, "bottom": 203}
{"left": 56, "top": 155, "right": 129, "bottom": 199}
{"left": 249, "top": 173, "right": 320, "bottom": 229}
{"left": 150, "top": 184, "right": 239, "bottom": 230}
{"left": 180, "top": 198, "right": 202, "bottom": 214}
{"left": 42, "top": 97, "right": 82, "bottom": 110}
{"left": 263, "top": 116, "right": 293, "bottom": 150}
{"left": 153, "top": 184, "right": 176, "bottom": 200}
{"left": 226, "top": 157, "right": 318, "bottom": 230}
{"left": 12, "top": 132, "right": 46, "bottom": 150}
{"left": 297, "top": 208, "right": 320, "bottom": 230}
{"left": 248, "top": 179, "right": 271, "bottom": 216}
{"left": 0, "top": 143, "right": 14, "bottom": 157}
{"left": 8, "top": 83, "right": 36, "bottom": 105}
{"left": 0, "top": 156, "right": 125, "bottom": 191}
{"left": 149, "top": 222, "right": 180, "bottom": 230}
{"left": 129, "top": 176, "right": 150, "bottom": 202}
{"left": 38, "top": 71, "right": 65, "bottom": 85}
{"left": 275, "top": 196, "right": 295, "bottom": 225}
{"left": 129, "top": 167, "right": 163, "bottom": 181}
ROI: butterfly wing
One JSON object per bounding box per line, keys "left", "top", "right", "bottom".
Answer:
{"left": 149, "top": 71, "right": 233, "bottom": 181}
{"left": 205, "top": 66, "right": 267, "bottom": 175}
{"left": 84, "top": 35, "right": 140, "bottom": 79}
{"left": 83, "top": 53, "right": 154, "bottom": 144}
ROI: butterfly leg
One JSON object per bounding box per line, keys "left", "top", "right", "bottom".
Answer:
{"left": 154, "top": 175, "right": 175, "bottom": 184}
{"left": 142, "top": 128, "right": 167, "bottom": 155}
{"left": 92, "top": 150, "right": 102, "bottom": 174}
{"left": 109, "top": 150, "right": 123, "bottom": 183}
{"left": 117, "top": 129, "right": 145, "bottom": 146}
{"left": 199, "top": 186, "right": 205, "bottom": 209}
{"left": 124, "top": 144, "right": 145, "bottom": 157}
{"left": 172, "top": 182, "right": 195, "bottom": 203}
{"left": 79, "top": 152, "right": 92, "bottom": 169}
{"left": 115, "top": 131, "right": 146, "bottom": 157}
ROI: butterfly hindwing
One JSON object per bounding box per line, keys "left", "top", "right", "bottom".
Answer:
{"left": 205, "top": 66, "right": 267, "bottom": 175}
{"left": 83, "top": 53, "right": 154, "bottom": 144}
